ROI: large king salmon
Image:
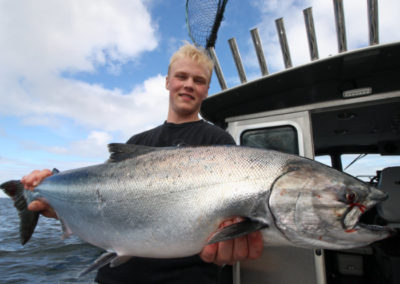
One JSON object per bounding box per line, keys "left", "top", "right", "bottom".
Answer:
{"left": 1, "top": 144, "right": 392, "bottom": 275}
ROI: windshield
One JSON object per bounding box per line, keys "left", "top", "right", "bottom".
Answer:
{"left": 315, "top": 154, "right": 400, "bottom": 183}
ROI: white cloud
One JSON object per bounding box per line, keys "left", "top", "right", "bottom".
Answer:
{"left": 0, "top": 156, "right": 49, "bottom": 187}
{"left": 2, "top": 73, "right": 169, "bottom": 138}
{"left": 0, "top": 0, "right": 169, "bottom": 140}
{"left": 0, "top": 0, "right": 157, "bottom": 76}
{"left": 251, "top": 0, "right": 400, "bottom": 73}
{"left": 379, "top": 0, "right": 400, "bottom": 43}
{"left": 0, "top": 130, "right": 115, "bottom": 198}
{"left": 46, "top": 131, "right": 113, "bottom": 159}
{"left": 0, "top": 0, "right": 171, "bottom": 191}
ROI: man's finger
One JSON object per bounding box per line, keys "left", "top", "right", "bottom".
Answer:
{"left": 231, "top": 217, "right": 249, "bottom": 261}
{"left": 247, "top": 231, "right": 264, "bottom": 259}
{"left": 41, "top": 209, "right": 58, "bottom": 219}
{"left": 21, "top": 169, "right": 52, "bottom": 191}
{"left": 28, "top": 200, "right": 49, "bottom": 212}
{"left": 28, "top": 201, "right": 58, "bottom": 219}
{"left": 213, "top": 220, "right": 234, "bottom": 265}
{"left": 233, "top": 235, "right": 249, "bottom": 261}
{"left": 199, "top": 243, "right": 218, "bottom": 263}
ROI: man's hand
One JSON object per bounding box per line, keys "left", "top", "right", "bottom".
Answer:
{"left": 22, "top": 169, "right": 52, "bottom": 190}
{"left": 200, "top": 217, "right": 264, "bottom": 266}
{"left": 21, "top": 169, "right": 57, "bottom": 219}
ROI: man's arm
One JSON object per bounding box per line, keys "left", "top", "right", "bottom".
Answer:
{"left": 21, "top": 169, "right": 58, "bottom": 219}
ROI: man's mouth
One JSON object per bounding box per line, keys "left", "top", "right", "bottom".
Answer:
{"left": 179, "top": 93, "right": 195, "bottom": 100}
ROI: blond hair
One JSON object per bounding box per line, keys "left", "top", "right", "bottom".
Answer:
{"left": 168, "top": 43, "right": 214, "bottom": 82}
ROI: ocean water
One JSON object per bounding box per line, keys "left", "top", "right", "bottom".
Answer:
{"left": 0, "top": 198, "right": 104, "bottom": 283}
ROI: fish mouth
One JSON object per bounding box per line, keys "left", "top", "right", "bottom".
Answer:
{"left": 341, "top": 188, "right": 394, "bottom": 234}
{"left": 342, "top": 205, "right": 394, "bottom": 234}
{"left": 357, "top": 222, "right": 393, "bottom": 232}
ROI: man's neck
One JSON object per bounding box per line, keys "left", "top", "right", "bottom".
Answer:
{"left": 166, "top": 113, "right": 201, "bottom": 124}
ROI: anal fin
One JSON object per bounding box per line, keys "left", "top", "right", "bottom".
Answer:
{"left": 78, "top": 252, "right": 118, "bottom": 277}
{"left": 207, "top": 218, "right": 268, "bottom": 244}
{"left": 110, "top": 255, "right": 132, "bottom": 268}
{"left": 78, "top": 252, "right": 132, "bottom": 277}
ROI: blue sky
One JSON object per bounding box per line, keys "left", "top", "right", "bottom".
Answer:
{"left": 1, "top": 0, "right": 400, "bottom": 197}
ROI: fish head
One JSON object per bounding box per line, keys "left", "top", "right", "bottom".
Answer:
{"left": 269, "top": 159, "right": 392, "bottom": 249}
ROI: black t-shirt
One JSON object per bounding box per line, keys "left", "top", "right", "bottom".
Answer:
{"left": 126, "top": 120, "right": 236, "bottom": 147}
{"left": 95, "top": 120, "right": 235, "bottom": 284}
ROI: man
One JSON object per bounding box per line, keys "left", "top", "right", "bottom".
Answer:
{"left": 22, "top": 43, "right": 263, "bottom": 283}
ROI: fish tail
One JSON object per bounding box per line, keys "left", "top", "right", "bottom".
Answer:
{"left": 0, "top": 180, "right": 39, "bottom": 245}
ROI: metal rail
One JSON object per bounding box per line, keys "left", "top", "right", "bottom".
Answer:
{"left": 333, "top": 0, "right": 347, "bottom": 53}
{"left": 250, "top": 28, "right": 269, "bottom": 76}
{"left": 207, "top": 47, "right": 228, "bottom": 90}
{"left": 275, "top": 18, "right": 293, "bottom": 68}
{"left": 228, "top": 37, "right": 247, "bottom": 83}
{"left": 303, "top": 7, "right": 319, "bottom": 61}
{"left": 368, "top": 0, "right": 379, "bottom": 45}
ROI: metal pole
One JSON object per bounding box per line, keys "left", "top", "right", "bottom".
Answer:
{"left": 314, "top": 249, "right": 328, "bottom": 284}
{"left": 232, "top": 262, "right": 241, "bottom": 284}
{"left": 333, "top": 0, "right": 347, "bottom": 53}
{"left": 367, "top": 0, "right": 379, "bottom": 45}
{"left": 228, "top": 38, "right": 247, "bottom": 83}
{"left": 250, "top": 28, "right": 269, "bottom": 76}
{"left": 207, "top": 47, "right": 228, "bottom": 90}
{"left": 303, "top": 7, "right": 319, "bottom": 61}
{"left": 275, "top": 18, "right": 293, "bottom": 68}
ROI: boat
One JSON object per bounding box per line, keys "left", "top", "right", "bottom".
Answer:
{"left": 200, "top": 1, "right": 400, "bottom": 283}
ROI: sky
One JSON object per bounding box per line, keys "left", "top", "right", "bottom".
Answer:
{"left": 1, "top": 0, "right": 400, "bottom": 198}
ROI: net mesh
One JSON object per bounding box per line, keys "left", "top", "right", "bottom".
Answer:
{"left": 186, "top": 0, "right": 229, "bottom": 48}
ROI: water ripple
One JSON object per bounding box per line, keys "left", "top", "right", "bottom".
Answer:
{"left": 0, "top": 198, "right": 103, "bottom": 283}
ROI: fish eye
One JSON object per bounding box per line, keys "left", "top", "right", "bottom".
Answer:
{"left": 345, "top": 192, "right": 357, "bottom": 203}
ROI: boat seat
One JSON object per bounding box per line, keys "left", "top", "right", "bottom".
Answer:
{"left": 377, "top": 167, "right": 400, "bottom": 227}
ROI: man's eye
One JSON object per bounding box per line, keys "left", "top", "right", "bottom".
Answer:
{"left": 194, "top": 78, "right": 206, "bottom": 84}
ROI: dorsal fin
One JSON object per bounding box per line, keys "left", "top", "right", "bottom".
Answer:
{"left": 107, "top": 143, "right": 160, "bottom": 163}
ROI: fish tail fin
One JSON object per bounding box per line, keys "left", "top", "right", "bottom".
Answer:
{"left": 0, "top": 180, "right": 39, "bottom": 245}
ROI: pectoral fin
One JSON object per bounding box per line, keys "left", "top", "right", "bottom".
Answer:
{"left": 207, "top": 218, "right": 268, "bottom": 244}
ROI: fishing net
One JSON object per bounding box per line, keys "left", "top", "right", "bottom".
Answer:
{"left": 185, "top": 0, "right": 229, "bottom": 48}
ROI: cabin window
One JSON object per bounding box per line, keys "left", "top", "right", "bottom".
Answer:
{"left": 241, "top": 125, "right": 299, "bottom": 155}
{"left": 341, "top": 154, "right": 400, "bottom": 183}
{"left": 315, "top": 155, "right": 332, "bottom": 166}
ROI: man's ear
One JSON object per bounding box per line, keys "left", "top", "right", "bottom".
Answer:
{"left": 165, "top": 76, "right": 170, "bottom": 90}
{"left": 203, "top": 83, "right": 210, "bottom": 99}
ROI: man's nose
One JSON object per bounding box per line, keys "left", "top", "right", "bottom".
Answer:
{"left": 184, "top": 78, "right": 194, "bottom": 90}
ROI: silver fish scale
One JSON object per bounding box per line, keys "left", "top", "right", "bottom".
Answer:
{"left": 35, "top": 146, "right": 291, "bottom": 257}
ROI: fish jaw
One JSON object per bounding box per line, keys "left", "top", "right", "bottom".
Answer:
{"left": 341, "top": 185, "right": 387, "bottom": 231}
{"left": 269, "top": 159, "right": 392, "bottom": 249}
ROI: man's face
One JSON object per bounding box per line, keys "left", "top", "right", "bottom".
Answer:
{"left": 166, "top": 57, "right": 210, "bottom": 119}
